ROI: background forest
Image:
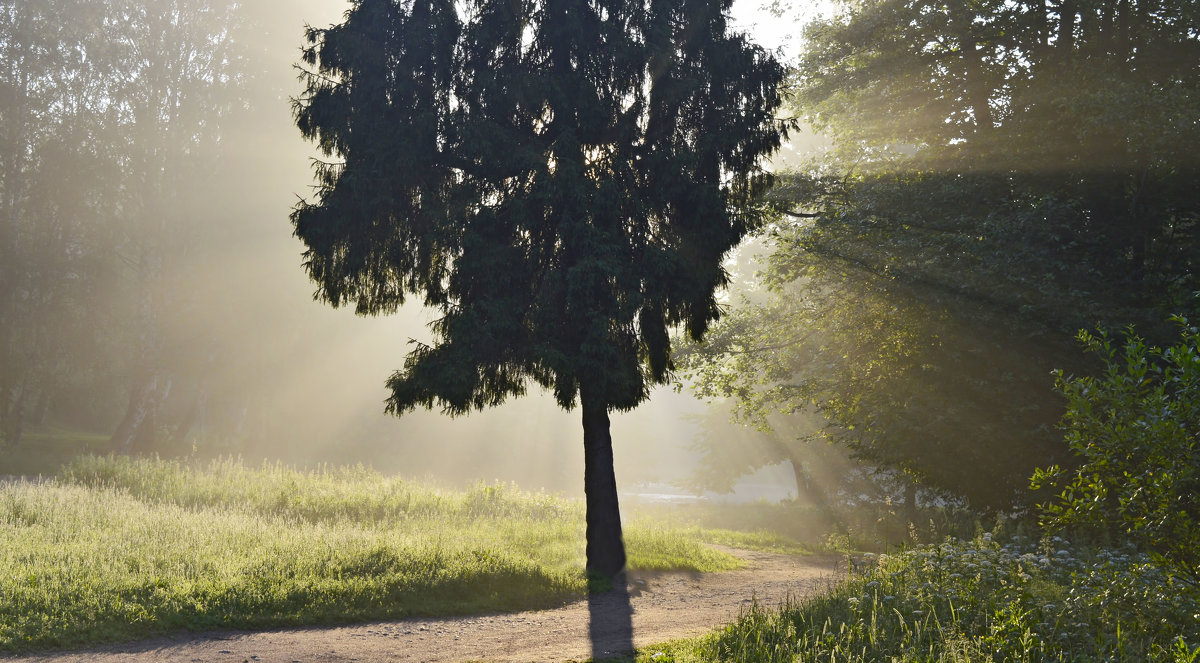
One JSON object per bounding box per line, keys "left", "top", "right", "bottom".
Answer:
{"left": 0, "top": 0, "right": 329, "bottom": 453}
{"left": 2, "top": 0, "right": 1199, "bottom": 515}
{"left": 680, "top": 0, "right": 1200, "bottom": 511}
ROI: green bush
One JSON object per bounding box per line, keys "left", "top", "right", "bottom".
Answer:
{"left": 1033, "top": 317, "right": 1200, "bottom": 586}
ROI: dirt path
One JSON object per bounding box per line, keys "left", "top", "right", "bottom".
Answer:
{"left": 9, "top": 549, "right": 836, "bottom": 663}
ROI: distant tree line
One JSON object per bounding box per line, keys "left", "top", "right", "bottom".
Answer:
{"left": 0, "top": 0, "right": 282, "bottom": 452}
{"left": 681, "top": 0, "right": 1200, "bottom": 510}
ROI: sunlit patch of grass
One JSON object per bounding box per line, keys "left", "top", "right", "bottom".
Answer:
{"left": 627, "top": 534, "right": 1200, "bottom": 663}
{"left": 0, "top": 480, "right": 580, "bottom": 651}
{"left": 688, "top": 527, "right": 811, "bottom": 555}
{"left": 624, "top": 527, "right": 741, "bottom": 572}
{"left": 630, "top": 500, "right": 980, "bottom": 553}
{"left": 0, "top": 455, "right": 757, "bottom": 652}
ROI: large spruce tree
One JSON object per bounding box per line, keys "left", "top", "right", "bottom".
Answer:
{"left": 291, "top": 0, "right": 785, "bottom": 577}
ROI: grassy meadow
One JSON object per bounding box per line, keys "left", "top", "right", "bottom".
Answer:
{"left": 0, "top": 455, "right": 762, "bottom": 653}
{"left": 22, "top": 455, "right": 1194, "bottom": 662}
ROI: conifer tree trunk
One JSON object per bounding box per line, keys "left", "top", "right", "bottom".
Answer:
{"left": 32, "top": 385, "right": 50, "bottom": 426}
{"left": 112, "top": 249, "right": 168, "bottom": 455}
{"left": 581, "top": 390, "right": 626, "bottom": 580}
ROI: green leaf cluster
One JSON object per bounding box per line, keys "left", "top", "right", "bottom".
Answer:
{"left": 1034, "top": 317, "right": 1200, "bottom": 585}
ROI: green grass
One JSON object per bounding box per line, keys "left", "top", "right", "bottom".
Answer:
{"left": 633, "top": 500, "right": 981, "bottom": 553}
{"left": 626, "top": 520, "right": 811, "bottom": 557}
{"left": 0, "top": 455, "right": 764, "bottom": 653}
{"left": 622, "top": 534, "right": 1200, "bottom": 663}
{"left": 0, "top": 424, "right": 113, "bottom": 475}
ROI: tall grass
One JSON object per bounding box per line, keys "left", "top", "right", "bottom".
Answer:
{"left": 634, "top": 499, "right": 980, "bottom": 553}
{"left": 635, "top": 534, "right": 1200, "bottom": 663}
{"left": 0, "top": 455, "right": 746, "bottom": 652}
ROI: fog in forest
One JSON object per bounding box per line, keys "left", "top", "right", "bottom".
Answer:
{"left": 0, "top": 0, "right": 816, "bottom": 498}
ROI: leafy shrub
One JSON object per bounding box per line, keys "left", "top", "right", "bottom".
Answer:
{"left": 1032, "top": 317, "right": 1200, "bottom": 586}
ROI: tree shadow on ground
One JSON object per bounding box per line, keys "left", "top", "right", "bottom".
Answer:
{"left": 588, "top": 572, "right": 634, "bottom": 661}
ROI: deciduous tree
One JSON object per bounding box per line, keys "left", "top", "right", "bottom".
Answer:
{"left": 0, "top": 0, "right": 124, "bottom": 446}
{"left": 104, "top": 0, "right": 248, "bottom": 454}
{"left": 682, "top": 0, "right": 1200, "bottom": 508}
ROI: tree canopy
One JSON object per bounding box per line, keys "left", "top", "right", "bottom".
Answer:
{"left": 292, "top": 0, "right": 785, "bottom": 575}
{"left": 790, "top": 0, "right": 1200, "bottom": 327}
{"left": 680, "top": 0, "right": 1200, "bottom": 509}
